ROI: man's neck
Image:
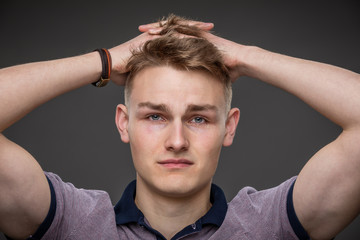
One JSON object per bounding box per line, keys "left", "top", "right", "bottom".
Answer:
{"left": 135, "top": 180, "right": 212, "bottom": 240}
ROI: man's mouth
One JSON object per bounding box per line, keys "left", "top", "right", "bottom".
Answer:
{"left": 158, "top": 159, "right": 194, "bottom": 168}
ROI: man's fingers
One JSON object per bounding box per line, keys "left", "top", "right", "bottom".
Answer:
{"left": 179, "top": 21, "right": 214, "bottom": 30}
{"left": 148, "top": 27, "right": 162, "bottom": 35}
{"left": 193, "top": 22, "right": 214, "bottom": 31}
{"left": 138, "top": 21, "right": 214, "bottom": 33}
{"left": 138, "top": 21, "right": 166, "bottom": 32}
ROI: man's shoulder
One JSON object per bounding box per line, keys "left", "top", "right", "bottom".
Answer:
{"left": 228, "top": 176, "right": 297, "bottom": 207}
{"left": 214, "top": 177, "right": 300, "bottom": 239}
{"left": 45, "top": 172, "right": 110, "bottom": 200}
{"left": 40, "top": 172, "right": 118, "bottom": 239}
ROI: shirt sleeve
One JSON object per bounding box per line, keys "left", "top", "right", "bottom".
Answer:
{"left": 286, "top": 180, "right": 310, "bottom": 239}
{"left": 34, "top": 172, "right": 117, "bottom": 239}
{"left": 225, "top": 176, "right": 310, "bottom": 240}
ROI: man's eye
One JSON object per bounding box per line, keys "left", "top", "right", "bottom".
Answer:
{"left": 149, "top": 114, "right": 162, "bottom": 121}
{"left": 191, "top": 117, "right": 206, "bottom": 124}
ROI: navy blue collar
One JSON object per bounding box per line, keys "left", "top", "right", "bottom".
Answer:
{"left": 114, "top": 180, "right": 228, "bottom": 229}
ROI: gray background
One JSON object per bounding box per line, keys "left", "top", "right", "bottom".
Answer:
{"left": 1, "top": 0, "right": 359, "bottom": 239}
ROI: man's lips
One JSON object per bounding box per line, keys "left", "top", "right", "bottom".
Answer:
{"left": 158, "top": 159, "right": 194, "bottom": 168}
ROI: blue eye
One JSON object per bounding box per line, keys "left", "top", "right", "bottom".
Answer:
{"left": 192, "top": 117, "right": 205, "bottom": 124}
{"left": 149, "top": 114, "right": 162, "bottom": 121}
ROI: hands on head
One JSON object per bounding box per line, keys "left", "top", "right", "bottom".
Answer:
{"left": 109, "top": 14, "right": 246, "bottom": 85}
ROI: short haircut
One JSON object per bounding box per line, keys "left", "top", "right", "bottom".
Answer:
{"left": 125, "top": 14, "right": 232, "bottom": 112}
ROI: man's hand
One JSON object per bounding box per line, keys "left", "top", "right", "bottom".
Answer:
{"left": 138, "top": 19, "right": 247, "bottom": 82}
{"left": 138, "top": 19, "right": 214, "bottom": 34}
{"left": 109, "top": 32, "right": 159, "bottom": 85}
{"left": 201, "top": 31, "right": 248, "bottom": 82}
{"left": 110, "top": 17, "right": 217, "bottom": 86}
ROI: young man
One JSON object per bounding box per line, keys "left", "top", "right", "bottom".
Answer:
{"left": 0, "top": 15, "right": 359, "bottom": 239}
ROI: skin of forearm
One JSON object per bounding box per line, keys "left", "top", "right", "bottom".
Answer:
{"left": 0, "top": 52, "right": 102, "bottom": 132}
{"left": 241, "top": 46, "right": 360, "bottom": 130}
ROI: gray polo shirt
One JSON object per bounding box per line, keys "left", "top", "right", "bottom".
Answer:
{"left": 22, "top": 172, "right": 308, "bottom": 239}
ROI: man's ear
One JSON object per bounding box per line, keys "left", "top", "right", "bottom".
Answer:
{"left": 115, "top": 104, "right": 130, "bottom": 143}
{"left": 223, "top": 108, "right": 240, "bottom": 147}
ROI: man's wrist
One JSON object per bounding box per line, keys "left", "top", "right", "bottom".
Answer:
{"left": 92, "top": 48, "right": 112, "bottom": 87}
{"left": 237, "top": 46, "right": 268, "bottom": 79}
{"left": 70, "top": 52, "right": 103, "bottom": 87}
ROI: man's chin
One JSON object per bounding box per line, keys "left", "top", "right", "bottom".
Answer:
{"left": 150, "top": 178, "right": 210, "bottom": 199}
{"left": 137, "top": 172, "right": 212, "bottom": 198}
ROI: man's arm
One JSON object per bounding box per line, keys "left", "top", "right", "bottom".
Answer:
{"left": 0, "top": 31, "right": 158, "bottom": 238}
{"left": 203, "top": 32, "right": 360, "bottom": 239}
{"left": 0, "top": 52, "right": 103, "bottom": 238}
{"left": 240, "top": 48, "right": 360, "bottom": 239}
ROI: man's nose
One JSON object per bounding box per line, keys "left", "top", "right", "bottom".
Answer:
{"left": 164, "top": 120, "right": 189, "bottom": 152}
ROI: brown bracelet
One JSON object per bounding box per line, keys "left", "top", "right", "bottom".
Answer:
{"left": 92, "top": 48, "right": 112, "bottom": 87}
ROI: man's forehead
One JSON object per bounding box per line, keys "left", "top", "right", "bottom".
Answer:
{"left": 127, "top": 66, "right": 227, "bottom": 111}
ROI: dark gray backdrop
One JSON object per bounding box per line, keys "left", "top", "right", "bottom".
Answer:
{"left": 1, "top": 0, "right": 359, "bottom": 239}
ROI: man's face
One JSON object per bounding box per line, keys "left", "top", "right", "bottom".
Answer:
{"left": 116, "top": 66, "right": 238, "bottom": 197}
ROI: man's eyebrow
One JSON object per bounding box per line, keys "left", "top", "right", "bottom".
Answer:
{"left": 137, "top": 102, "right": 218, "bottom": 114}
{"left": 185, "top": 104, "right": 219, "bottom": 113}
{"left": 137, "top": 102, "right": 171, "bottom": 113}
